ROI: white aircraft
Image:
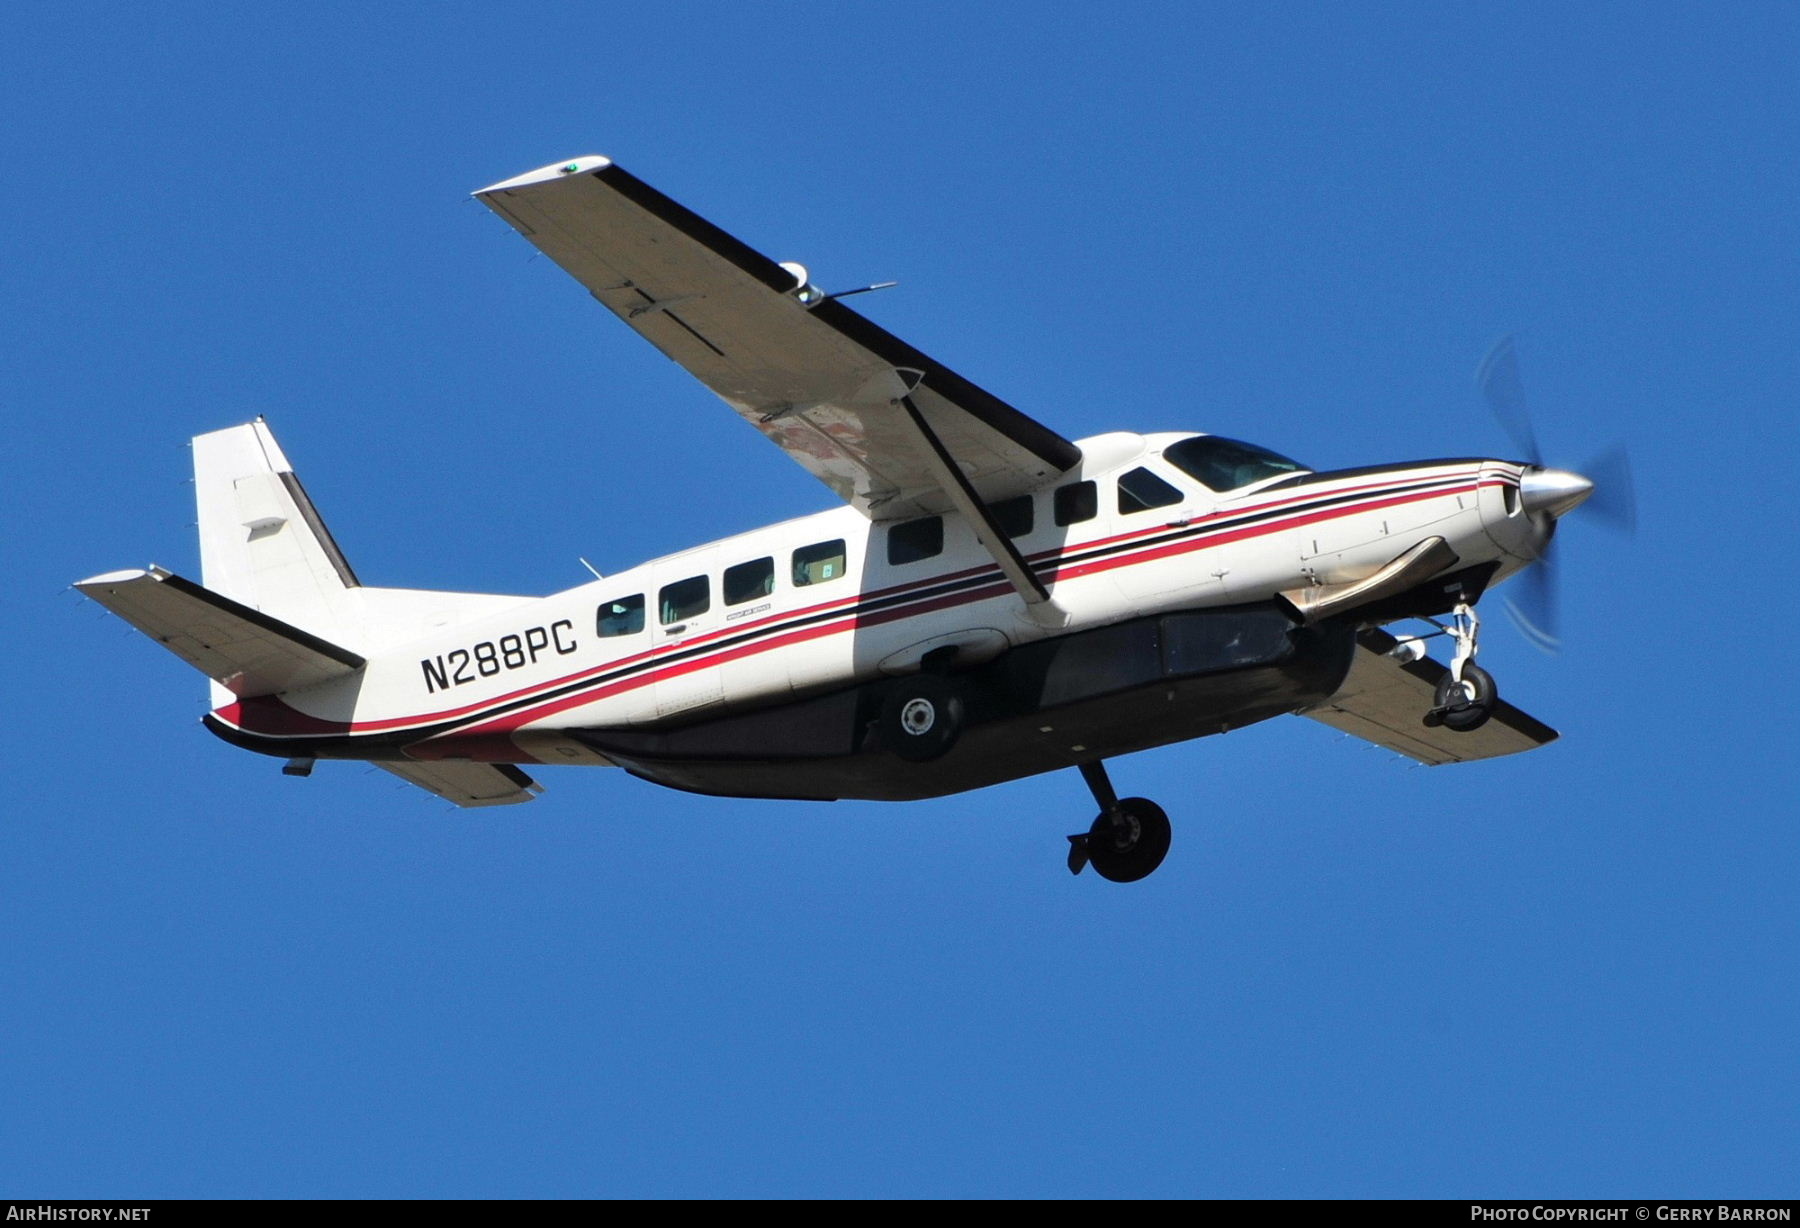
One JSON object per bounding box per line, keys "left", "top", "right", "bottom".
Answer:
{"left": 78, "top": 155, "right": 1624, "bottom": 882}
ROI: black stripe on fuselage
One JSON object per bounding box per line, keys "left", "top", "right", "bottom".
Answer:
{"left": 1260, "top": 458, "right": 1503, "bottom": 493}
{"left": 1046, "top": 469, "right": 1478, "bottom": 573}
{"left": 224, "top": 465, "right": 1483, "bottom": 745}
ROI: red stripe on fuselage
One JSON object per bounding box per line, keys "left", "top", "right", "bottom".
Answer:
{"left": 429, "top": 478, "right": 1491, "bottom": 741}
{"left": 216, "top": 469, "right": 1494, "bottom": 741}
{"left": 448, "top": 581, "right": 1021, "bottom": 738}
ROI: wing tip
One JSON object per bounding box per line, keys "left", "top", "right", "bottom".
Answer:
{"left": 75, "top": 567, "right": 156, "bottom": 590}
{"left": 473, "top": 155, "right": 613, "bottom": 197}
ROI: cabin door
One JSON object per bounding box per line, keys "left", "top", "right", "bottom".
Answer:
{"left": 650, "top": 549, "right": 724, "bottom": 719}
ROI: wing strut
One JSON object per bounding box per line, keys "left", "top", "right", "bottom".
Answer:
{"left": 896, "top": 391, "right": 1059, "bottom": 615}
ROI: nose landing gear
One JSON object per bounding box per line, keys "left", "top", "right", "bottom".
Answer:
{"left": 1066, "top": 760, "right": 1172, "bottom": 882}
{"left": 1422, "top": 601, "right": 1498, "bottom": 732}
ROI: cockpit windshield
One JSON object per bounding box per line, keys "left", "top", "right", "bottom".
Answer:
{"left": 1163, "top": 435, "right": 1308, "bottom": 492}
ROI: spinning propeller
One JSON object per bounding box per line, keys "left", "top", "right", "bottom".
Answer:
{"left": 1475, "top": 334, "right": 1636, "bottom": 653}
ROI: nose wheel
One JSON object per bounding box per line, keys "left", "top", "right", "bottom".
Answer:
{"left": 1426, "top": 662, "right": 1497, "bottom": 731}
{"left": 1066, "top": 761, "right": 1172, "bottom": 882}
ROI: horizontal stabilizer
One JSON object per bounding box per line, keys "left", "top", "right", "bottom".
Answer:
{"left": 378, "top": 759, "right": 543, "bottom": 808}
{"left": 75, "top": 567, "right": 363, "bottom": 698}
{"left": 1303, "top": 628, "right": 1557, "bottom": 765}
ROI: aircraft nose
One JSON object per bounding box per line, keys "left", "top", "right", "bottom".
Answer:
{"left": 1518, "top": 467, "right": 1594, "bottom": 519}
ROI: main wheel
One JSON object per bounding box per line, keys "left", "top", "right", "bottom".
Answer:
{"left": 1434, "top": 663, "right": 1497, "bottom": 732}
{"left": 1085, "top": 797, "right": 1172, "bottom": 883}
{"left": 879, "top": 675, "right": 965, "bottom": 762}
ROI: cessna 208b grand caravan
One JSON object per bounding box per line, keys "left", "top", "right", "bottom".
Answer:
{"left": 78, "top": 155, "right": 1609, "bottom": 882}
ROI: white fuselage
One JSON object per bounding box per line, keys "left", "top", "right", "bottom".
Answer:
{"left": 210, "top": 431, "right": 1541, "bottom": 765}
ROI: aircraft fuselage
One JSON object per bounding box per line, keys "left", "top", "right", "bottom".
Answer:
{"left": 202, "top": 430, "right": 1543, "bottom": 799}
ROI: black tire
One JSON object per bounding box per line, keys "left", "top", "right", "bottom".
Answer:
{"left": 880, "top": 675, "right": 965, "bottom": 762}
{"left": 1435, "top": 663, "right": 1497, "bottom": 733}
{"left": 1085, "top": 797, "right": 1172, "bottom": 883}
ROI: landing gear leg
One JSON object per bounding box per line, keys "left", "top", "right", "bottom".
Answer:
{"left": 1066, "top": 761, "right": 1172, "bottom": 882}
{"left": 1066, "top": 762, "right": 1116, "bottom": 876}
{"left": 1423, "top": 600, "right": 1498, "bottom": 732}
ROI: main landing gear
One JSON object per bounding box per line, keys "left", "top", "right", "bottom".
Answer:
{"left": 1065, "top": 761, "right": 1172, "bottom": 883}
{"left": 1422, "top": 600, "right": 1498, "bottom": 732}
{"left": 875, "top": 672, "right": 1172, "bottom": 882}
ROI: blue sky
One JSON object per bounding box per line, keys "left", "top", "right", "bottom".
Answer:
{"left": 5, "top": 2, "right": 1796, "bottom": 1197}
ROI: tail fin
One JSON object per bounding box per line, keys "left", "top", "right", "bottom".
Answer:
{"left": 194, "top": 419, "right": 361, "bottom": 641}
{"left": 87, "top": 419, "right": 533, "bottom": 713}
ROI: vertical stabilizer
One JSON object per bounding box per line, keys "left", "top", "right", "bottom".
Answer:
{"left": 194, "top": 419, "right": 361, "bottom": 646}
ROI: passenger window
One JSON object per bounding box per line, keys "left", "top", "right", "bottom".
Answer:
{"left": 793, "top": 539, "right": 847, "bottom": 586}
{"left": 723, "top": 556, "right": 775, "bottom": 606}
{"left": 1118, "top": 467, "right": 1183, "bottom": 514}
{"left": 659, "top": 575, "right": 709, "bottom": 624}
{"left": 596, "top": 594, "right": 645, "bottom": 637}
{"left": 888, "top": 517, "right": 943, "bottom": 565}
{"left": 1054, "top": 481, "right": 1097, "bottom": 526}
{"left": 986, "top": 495, "right": 1034, "bottom": 539}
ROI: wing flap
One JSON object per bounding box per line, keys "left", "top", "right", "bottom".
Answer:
{"left": 379, "top": 760, "right": 543, "bottom": 808}
{"left": 1303, "top": 628, "right": 1558, "bottom": 765}
{"left": 475, "top": 157, "right": 1079, "bottom": 519}
{"left": 76, "top": 567, "right": 362, "bottom": 697}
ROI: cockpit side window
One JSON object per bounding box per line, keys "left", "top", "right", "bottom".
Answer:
{"left": 1117, "top": 466, "right": 1183, "bottom": 515}
{"left": 1163, "top": 435, "right": 1307, "bottom": 492}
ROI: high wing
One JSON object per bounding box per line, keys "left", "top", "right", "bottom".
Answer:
{"left": 1303, "top": 628, "right": 1559, "bottom": 765}
{"left": 473, "top": 157, "right": 1081, "bottom": 526}
{"left": 379, "top": 760, "right": 543, "bottom": 808}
